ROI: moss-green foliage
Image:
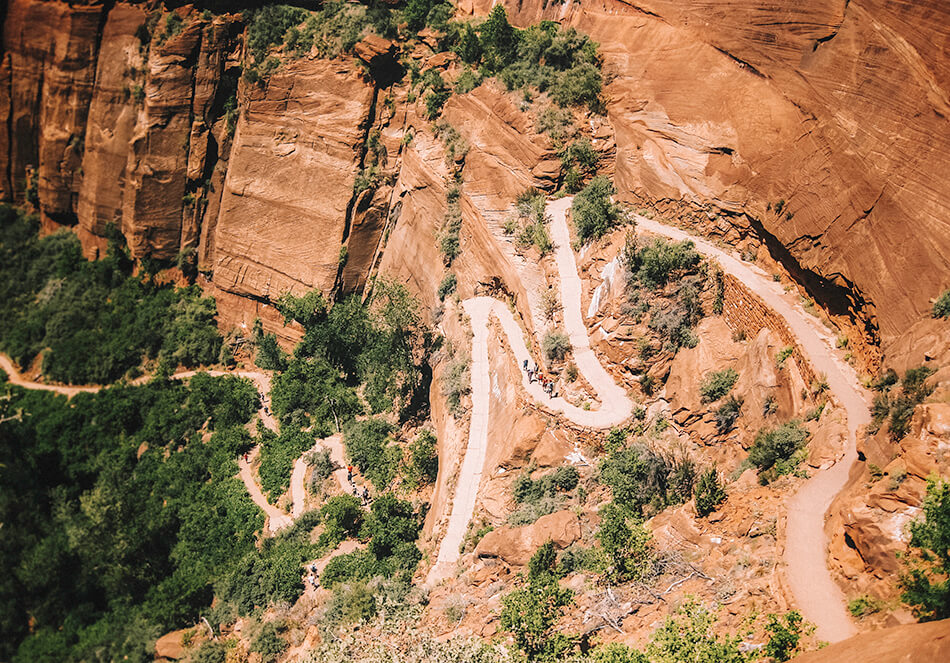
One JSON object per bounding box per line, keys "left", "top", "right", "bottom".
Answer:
{"left": 406, "top": 429, "right": 439, "bottom": 487}
{"left": 848, "top": 594, "right": 885, "bottom": 618}
{"left": 596, "top": 501, "right": 655, "bottom": 584}
{"left": 747, "top": 420, "right": 809, "bottom": 482}
{"left": 513, "top": 466, "right": 579, "bottom": 504}
{"left": 542, "top": 331, "right": 570, "bottom": 362}
{"left": 273, "top": 280, "right": 430, "bottom": 426}
{"left": 344, "top": 418, "right": 400, "bottom": 490}
{"left": 715, "top": 395, "right": 743, "bottom": 433}
{"left": 438, "top": 272, "right": 457, "bottom": 301}
{"left": 763, "top": 611, "right": 808, "bottom": 662}
{"left": 439, "top": 185, "right": 463, "bottom": 264}
{"left": 933, "top": 290, "right": 950, "bottom": 318}
{"left": 257, "top": 427, "right": 314, "bottom": 501}
{"left": 251, "top": 621, "right": 288, "bottom": 663}
{"left": 700, "top": 368, "right": 739, "bottom": 403}
{"left": 512, "top": 187, "right": 553, "bottom": 254}
{"left": 1, "top": 376, "right": 262, "bottom": 662}
{"left": 220, "top": 511, "right": 322, "bottom": 616}
{"left": 870, "top": 365, "right": 935, "bottom": 440}
{"left": 571, "top": 176, "right": 626, "bottom": 243}
{"left": 627, "top": 237, "right": 702, "bottom": 289}
{"left": 319, "top": 495, "right": 365, "bottom": 548}
{"left": 247, "top": 5, "right": 309, "bottom": 62}
{"left": 646, "top": 599, "right": 752, "bottom": 663}
{"left": 321, "top": 495, "right": 423, "bottom": 587}
{"left": 500, "top": 543, "right": 576, "bottom": 661}
{"left": 0, "top": 205, "right": 222, "bottom": 384}
{"left": 467, "top": 7, "right": 602, "bottom": 112}
{"left": 901, "top": 478, "right": 950, "bottom": 621}
{"left": 694, "top": 467, "right": 726, "bottom": 517}
{"left": 599, "top": 443, "right": 696, "bottom": 517}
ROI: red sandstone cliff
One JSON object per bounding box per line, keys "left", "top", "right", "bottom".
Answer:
{"left": 2, "top": 0, "right": 948, "bottom": 368}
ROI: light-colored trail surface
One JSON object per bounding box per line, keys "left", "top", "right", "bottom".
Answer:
{"left": 427, "top": 200, "right": 635, "bottom": 584}
{"left": 1, "top": 354, "right": 305, "bottom": 534}
{"left": 290, "top": 433, "right": 350, "bottom": 518}
{"left": 634, "top": 214, "right": 869, "bottom": 643}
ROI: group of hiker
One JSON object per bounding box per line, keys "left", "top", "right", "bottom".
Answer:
{"left": 523, "top": 359, "right": 558, "bottom": 398}
{"left": 347, "top": 465, "right": 371, "bottom": 505}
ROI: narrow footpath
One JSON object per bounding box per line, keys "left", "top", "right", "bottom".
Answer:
{"left": 427, "top": 199, "right": 635, "bottom": 584}
{"left": 634, "top": 214, "right": 869, "bottom": 643}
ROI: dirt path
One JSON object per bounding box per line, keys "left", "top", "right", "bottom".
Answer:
{"left": 1, "top": 355, "right": 301, "bottom": 534}
{"left": 290, "top": 433, "right": 351, "bottom": 518}
{"left": 634, "top": 214, "right": 869, "bottom": 642}
{"left": 427, "top": 200, "right": 635, "bottom": 585}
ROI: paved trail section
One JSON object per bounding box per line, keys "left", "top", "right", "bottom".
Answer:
{"left": 635, "top": 214, "right": 869, "bottom": 643}
{"left": 427, "top": 200, "right": 635, "bottom": 584}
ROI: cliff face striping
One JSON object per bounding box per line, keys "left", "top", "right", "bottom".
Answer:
{"left": 1, "top": 0, "right": 948, "bottom": 368}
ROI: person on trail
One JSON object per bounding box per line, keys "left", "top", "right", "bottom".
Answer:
{"left": 352, "top": 484, "right": 359, "bottom": 497}
{"left": 243, "top": 453, "right": 248, "bottom": 463}
{"left": 527, "top": 368, "right": 534, "bottom": 383}
{"left": 347, "top": 465, "right": 353, "bottom": 481}
{"left": 361, "top": 487, "right": 369, "bottom": 505}
{"left": 523, "top": 359, "right": 528, "bottom": 372}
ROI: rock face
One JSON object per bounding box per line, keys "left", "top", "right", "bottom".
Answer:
{"left": 474, "top": 510, "right": 581, "bottom": 566}
{"left": 213, "top": 59, "right": 373, "bottom": 299}
{"left": 789, "top": 617, "right": 950, "bottom": 663}
{"left": 460, "top": 0, "right": 950, "bottom": 370}
{"left": 3, "top": 0, "right": 948, "bottom": 369}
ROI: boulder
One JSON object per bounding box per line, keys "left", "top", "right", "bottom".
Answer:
{"left": 531, "top": 430, "right": 573, "bottom": 467}
{"left": 475, "top": 510, "right": 581, "bottom": 566}
{"left": 791, "top": 618, "right": 950, "bottom": 662}
{"left": 155, "top": 629, "right": 187, "bottom": 660}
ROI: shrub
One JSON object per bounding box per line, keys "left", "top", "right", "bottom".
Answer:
{"left": 540, "top": 288, "right": 561, "bottom": 321}
{"left": 437, "top": 272, "right": 457, "bottom": 301}
{"left": 343, "top": 418, "right": 400, "bottom": 490}
{"left": 694, "top": 468, "right": 726, "bottom": 517}
{"left": 763, "top": 611, "right": 808, "bottom": 662}
{"left": 596, "top": 501, "right": 655, "bottom": 584}
{"left": 571, "top": 176, "right": 625, "bottom": 243}
{"left": 629, "top": 237, "right": 701, "bottom": 289}
{"left": 715, "top": 395, "right": 743, "bottom": 433}
{"left": 191, "top": 641, "right": 226, "bottom": 663}
{"left": 933, "top": 290, "right": 950, "bottom": 318}
{"left": 848, "top": 595, "right": 885, "bottom": 618}
{"left": 564, "top": 362, "right": 578, "bottom": 382}
{"left": 748, "top": 421, "right": 809, "bottom": 481}
{"left": 901, "top": 478, "right": 950, "bottom": 620}
{"left": 599, "top": 444, "right": 695, "bottom": 515}
{"left": 560, "top": 138, "right": 599, "bottom": 176}
{"left": 407, "top": 429, "right": 439, "bottom": 486}
{"left": 258, "top": 427, "right": 313, "bottom": 500}
{"left": 319, "top": 495, "right": 364, "bottom": 547}
{"left": 306, "top": 447, "right": 335, "bottom": 486}
{"left": 542, "top": 330, "right": 570, "bottom": 362}
{"left": 324, "top": 581, "right": 377, "bottom": 626}
{"left": 700, "top": 368, "right": 739, "bottom": 403}
{"left": 251, "top": 622, "right": 287, "bottom": 663}
{"left": 441, "top": 353, "right": 470, "bottom": 416}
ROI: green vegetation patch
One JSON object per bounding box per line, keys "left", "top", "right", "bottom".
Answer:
{"left": 748, "top": 420, "right": 809, "bottom": 483}
{"left": 571, "top": 176, "right": 627, "bottom": 243}
{"left": 0, "top": 205, "right": 222, "bottom": 384}
{"left": 700, "top": 368, "right": 739, "bottom": 403}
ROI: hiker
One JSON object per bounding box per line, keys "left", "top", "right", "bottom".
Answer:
{"left": 243, "top": 453, "right": 248, "bottom": 463}
{"left": 361, "top": 487, "right": 369, "bottom": 505}
{"left": 523, "top": 359, "right": 528, "bottom": 371}
{"left": 352, "top": 484, "right": 359, "bottom": 497}
{"left": 347, "top": 465, "right": 353, "bottom": 481}
{"left": 527, "top": 368, "right": 534, "bottom": 383}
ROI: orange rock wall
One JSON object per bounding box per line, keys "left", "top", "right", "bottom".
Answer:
{"left": 721, "top": 273, "right": 819, "bottom": 389}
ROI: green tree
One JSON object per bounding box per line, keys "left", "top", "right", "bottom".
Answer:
{"left": 700, "top": 368, "right": 739, "bottom": 403}
{"left": 748, "top": 421, "right": 809, "bottom": 481}
{"left": 596, "top": 502, "right": 654, "bottom": 584}
{"left": 901, "top": 478, "right": 950, "bottom": 620}
{"left": 343, "top": 418, "right": 400, "bottom": 489}
{"left": 763, "top": 611, "right": 808, "bottom": 662}
{"left": 571, "top": 177, "right": 625, "bottom": 242}
{"left": 319, "top": 495, "right": 365, "bottom": 548}
{"left": 480, "top": 5, "right": 519, "bottom": 70}
{"left": 694, "top": 468, "right": 726, "bottom": 517}
{"left": 646, "top": 598, "right": 750, "bottom": 663}
{"left": 500, "top": 556, "right": 575, "bottom": 660}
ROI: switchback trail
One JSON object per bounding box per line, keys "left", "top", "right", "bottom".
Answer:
{"left": 0, "top": 354, "right": 311, "bottom": 535}
{"left": 634, "top": 214, "right": 869, "bottom": 642}
{"left": 290, "top": 433, "right": 350, "bottom": 519}
{"left": 427, "top": 199, "right": 634, "bottom": 585}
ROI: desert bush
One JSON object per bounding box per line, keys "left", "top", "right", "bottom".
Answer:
{"left": 407, "top": 429, "right": 439, "bottom": 486}
{"left": 694, "top": 468, "right": 726, "bottom": 517}
{"left": 596, "top": 501, "right": 655, "bottom": 584}
{"left": 343, "top": 418, "right": 400, "bottom": 490}
{"left": 542, "top": 330, "right": 570, "bottom": 362}
{"left": 901, "top": 478, "right": 950, "bottom": 620}
{"left": 628, "top": 237, "right": 701, "bottom": 289}
{"left": 748, "top": 420, "right": 809, "bottom": 482}
{"left": 306, "top": 448, "right": 335, "bottom": 486}
{"left": 571, "top": 176, "right": 625, "bottom": 242}
{"left": 700, "top": 368, "right": 739, "bottom": 403}
{"left": 441, "top": 352, "right": 471, "bottom": 416}
{"left": 319, "top": 495, "right": 365, "bottom": 547}
{"left": 763, "top": 611, "right": 809, "bottom": 662}
{"left": 848, "top": 595, "right": 885, "bottom": 618}
{"left": 540, "top": 288, "right": 561, "bottom": 321}
{"left": 599, "top": 443, "right": 696, "bottom": 516}
{"left": 437, "top": 272, "right": 457, "bottom": 301}
{"left": 251, "top": 622, "right": 288, "bottom": 663}
{"left": 933, "top": 289, "right": 950, "bottom": 318}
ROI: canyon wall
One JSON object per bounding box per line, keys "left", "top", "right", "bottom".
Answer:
{"left": 2, "top": 0, "right": 948, "bottom": 368}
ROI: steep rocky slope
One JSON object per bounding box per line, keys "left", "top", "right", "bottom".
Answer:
{"left": 3, "top": 0, "right": 947, "bottom": 369}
